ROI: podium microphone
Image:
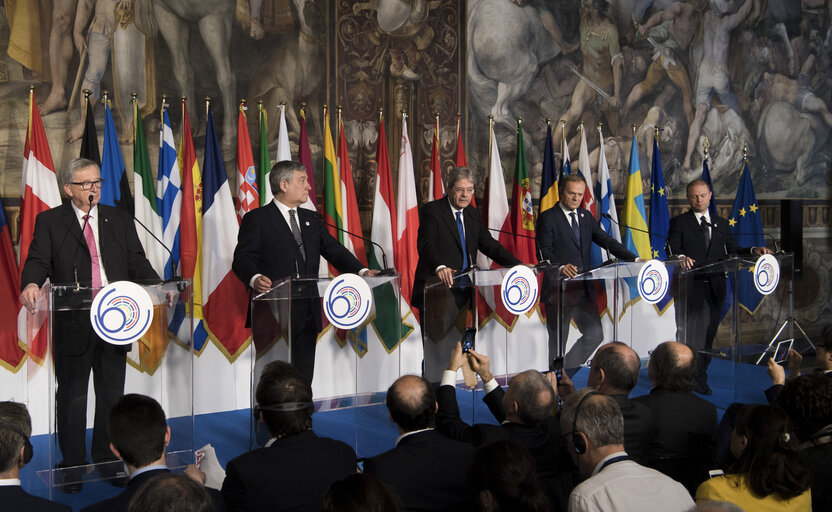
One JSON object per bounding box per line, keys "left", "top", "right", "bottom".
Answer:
{"left": 601, "top": 213, "right": 673, "bottom": 258}
{"left": 120, "top": 199, "right": 186, "bottom": 292}
{"left": 310, "top": 211, "right": 396, "bottom": 276}
{"left": 486, "top": 226, "right": 549, "bottom": 267}
{"left": 73, "top": 195, "right": 95, "bottom": 290}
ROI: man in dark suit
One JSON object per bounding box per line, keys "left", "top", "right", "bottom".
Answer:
{"left": 668, "top": 179, "right": 771, "bottom": 394}
{"left": 233, "top": 160, "right": 377, "bottom": 384}
{"left": 81, "top": 394, "right": 224, "bottom": 512}
{"left": 0, "top": 402, "right": 71, "bottom": 511}
{"left": 19, "top": 158, "right": 160, "bottom": 491}
{"left": 365, "top": 375, "right": 474, "bottom": 511}
{"left": 536, "top": 174, "right": 638, "bottom": 370}
{"left": 581, "top": 342, "right": 657, "bottom": 465}
{"left": 633, "top": 341, "right": 717, "bottom": 494}
{"left": 221, "top": 361, "right": 356, "bottom": 512}
{"left": 412, "top": 166, "right": 520, "bottom": 381}
{"left": 436, "top": 344, "right": 577, "bottom": 510}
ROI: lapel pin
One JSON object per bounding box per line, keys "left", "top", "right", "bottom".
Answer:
{"left": 580, "top": 212, "right": 584, "bottom": 218}
{"left": 305, "top": 221, "right": 310, "bottom": 226}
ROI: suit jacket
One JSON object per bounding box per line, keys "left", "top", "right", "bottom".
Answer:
{"left": 412, "top": 198, "right": 520, "bottom": 309}
{"left": 364, "top": 429, "right": 475, "bottom": 512}
{"left": 633, "top": 387, "right": 717, "bottom": 492}
{"left": 0, "top": 485, "right": 71, "bottom": 512}
{"left": 221, "top": 430, "right": 356, "bottom": 512}
{"left": 667, "top": 211, "right": 750, "bottom": 300}
{"left": 536, "top": 205, "right": 636, "bottom": 272}
{"left": 435, "top": 384, "right": 576, "bottom": 509}
{"left": 610, "top": 393, "right": 658, "bottom": 466}
{"left": 20, "top": 202, "right": 159, "bottom": 289}
{"left": 232, "top": 202, "right": 365, "bottom": 329}
{"left": 81, "top": 468, "right": 226, "bottom": 512}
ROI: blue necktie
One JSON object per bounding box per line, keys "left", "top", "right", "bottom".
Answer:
{"left": 456, "top": 211, "right": 469, "bottom": 269}
{"left": 570, "top": 211, "right": 581, "bottom": 244}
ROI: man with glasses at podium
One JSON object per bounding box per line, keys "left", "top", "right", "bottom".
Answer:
{"left": 19, "top": 158, "right": 160, "bottom": 493}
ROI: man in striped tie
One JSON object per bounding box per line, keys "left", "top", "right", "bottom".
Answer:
{"left": 20, "top": 158, "right": 160, "bottom": 493}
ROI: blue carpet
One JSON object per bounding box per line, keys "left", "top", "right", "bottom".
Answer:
{"left": 21, "top": 361, "right": 769, "bottom": 510}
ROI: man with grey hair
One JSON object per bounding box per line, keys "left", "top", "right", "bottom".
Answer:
{"left": 0, "top": 402, "right": 71, "bottom": 511}
{"left": 19, "top": 157, "right": 159, "bottom": 492}
{"left": 436, "top": 343, "right": 575, "bottom": 510}
{"left": 561, "top": 389, "right": 694, "bottom": 512}
{"left": 412, "top": 166, "right": 520, "bottom": 380}
{"left": 233, "top": 160, "right": 378, "bottom": 383}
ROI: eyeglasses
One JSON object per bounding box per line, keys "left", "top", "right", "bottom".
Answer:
{"left": 70, "top": 179, "right": 105, "bottom": 190}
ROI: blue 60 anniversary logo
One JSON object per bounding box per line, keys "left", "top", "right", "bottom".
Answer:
{"left": 323, "top": 274, "right": 373, "bottom": 330}
{"left": 637, "top": 260, "right": 669, "bottom": 305}
{"left": 500, "top": 265, "right": 539, "bottom": 315}
{"left": 753, "top": 254, "right": 780, "bottom": 295}
{"left": 90, "top": 281, "right": 154, "bottom": 345}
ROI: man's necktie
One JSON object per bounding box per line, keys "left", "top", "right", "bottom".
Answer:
{"left": 700, "top": 216, "right": 710, "bottom": 248}
{"left": 456, "top": 211, "right": 469, "bottom": 269}
{"left": 82, "top": 215, "right": 102, "bottom": 289}
{"left": 570, "top": 211, "right": 581, "bottom": 244}
{"left": 289, "top": 210, "right": 306, "bottom": 261}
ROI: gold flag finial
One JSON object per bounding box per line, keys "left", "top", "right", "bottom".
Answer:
{"left": 631, "top": 124, "right": 637, "bottom": 136}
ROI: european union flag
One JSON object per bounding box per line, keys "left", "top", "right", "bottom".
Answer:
{"left": 728, "top": 162, "right": 766, "bottom": 313}
{"left": 649, "top": 137, "right": 669, "bottom": 260}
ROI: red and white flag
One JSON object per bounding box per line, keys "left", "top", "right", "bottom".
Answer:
{"left": 18, "top": 89, "right": 61, "bottom": 364}
{"left": 427, "top": 116, "right": 443, "bottom": 201}
{"left": 396, "top": 114, "right": 420, "bottom": 317}
{"left": 236, "top": 101, "right": 259, "bottom": 221}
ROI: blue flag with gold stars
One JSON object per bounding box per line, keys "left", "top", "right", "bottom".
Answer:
{"left": 728, "top": 162, "right": 765, "bottom": 313}
{"left": 649, "top": 137, "right": 669, "bottom": 260}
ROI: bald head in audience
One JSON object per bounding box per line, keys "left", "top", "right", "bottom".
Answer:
{"left": 386, "top": 375, "right": 437, "bottom": 433}
{"left": 587, "top": 342, "right": 641, "bottom": 395}
{"left": 647, "top": 341, "right": 698, "bottom": 392}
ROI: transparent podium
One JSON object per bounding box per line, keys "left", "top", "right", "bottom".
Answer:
{"left": 249, "top": 273, "right": 406, "bottom": 456}
{"left": 23, "top": 280, "right": 194, "bottom": 499}
{"left": 677, "top": 253, "right": 796, "bottom": 402}
{"left": 422, "top": 267, "right": 549, "bottom": 424}
{"left": 551, "top": 260, "right": 682, "bottom": 378}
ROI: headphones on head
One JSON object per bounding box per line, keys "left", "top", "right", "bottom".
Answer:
{"left": 0, "top": 419, "right": 33, "bottom": 464}
{"left": 571, "top": 391, "right": 601, "bottom": 456}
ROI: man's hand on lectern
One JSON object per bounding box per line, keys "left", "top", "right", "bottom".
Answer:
{"left": 253, "top": 275, "right": 272, "bottom": 294}
{"left": 437, "top": 267, "right": 456, "bottom": 287}
{"left": 20, "top": 283, "right": 40, "bottom": 313}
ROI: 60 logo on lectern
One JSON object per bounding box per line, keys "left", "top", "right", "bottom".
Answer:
{"left": 323, "top": 274, "right": 373, "bottom": 329}
{"left": 637, "top": 260, "right": 669, "bottom": 305}
{"left": 500, "top": 265, "right": 539, "bottom": 315}
{"left": 754, "top": 254, "right": 780, "bottom": 295}
{"left": 90, "top": 281, "right": 154, "bottom": 345}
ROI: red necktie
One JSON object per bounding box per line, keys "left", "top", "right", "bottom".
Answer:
{"left": 83, "top": 215, "right": 102, "bottom": 289}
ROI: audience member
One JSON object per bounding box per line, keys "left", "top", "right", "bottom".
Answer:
{"left": 0, "top": 402, "right": 71, "bottom": 511}
{"left": 695, "top": 404, "right": 811, "bottom": 511}
{"left": 221, "top": 361, "right": 356, "bottom": 512}
{"left": 323, "top": 473, "right": 403, "bottom": 512}
{"left": 435, "top": 343, "right": 576, "bottom": 510}
{"left": 634, "top": 341, "right": 717, "bottom": 493}
{"left": 561, "top": 389, "right": 694, "bottom": 512}
{"left": 776, "top": 374, "right": 832, "bottom": 512}
{"left": 467, "top": 439, "right": 550, "bottom": 512}
{"left": 765, "top": 325, "right": 832, "bottom": 403}
{"left": 81, "top": 394, "right": 224, "bottom": 512}
{"left": 128, "top": 472, "right": 214, "bottom": 512}
{"left": 365, "top": 375, "right": 474, "bottom": 511}
{"left": 560, "top": 342, "right": 657, "bottom": 464}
